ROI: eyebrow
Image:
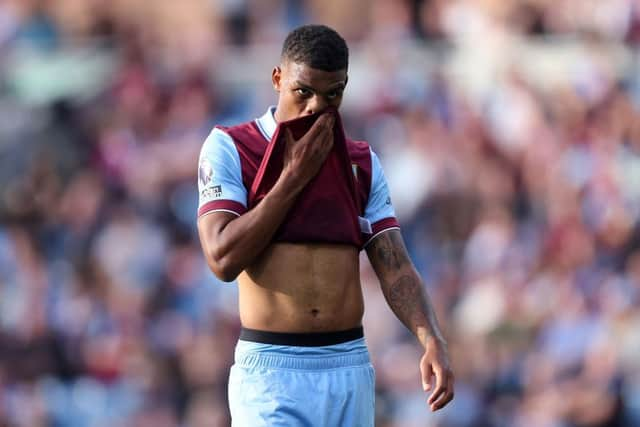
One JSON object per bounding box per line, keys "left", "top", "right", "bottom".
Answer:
{"left": 295, "top": 81, "right": 346, "bottom": 92}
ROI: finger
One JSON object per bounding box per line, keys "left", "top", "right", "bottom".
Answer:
{"left": 306, "top": 113, "right": 332, "bottom": 140}
{"left": 323, "top": 125, "right": 334, "bottom": 147}
{"left": 318, "top": 113, "right": 335, "bottom": 139}
{"left": 325, "top": 115, "right": 335, "bottom": 139}
{"left": 427, "top": 366, "right": 445, "bottom": 406}
{"left": 318, "top": 121, "right": 334, "bottom": 154}
{"left": 421, "top": 363, "right": 434, "bottom": 391}
{"left": 431, "top": 391, "right": 454, "bottom": 411}
{"left": 316, "top": 116, "right": 335, "bottom": 147}
{"left": 431, "top": 374, "right": 454, "bottom": 411}
{"left": 432, "top": 389, "right": 454, "bottom": 411}
{"left": 325, "top": 113, "right": 335, "bottom": 129}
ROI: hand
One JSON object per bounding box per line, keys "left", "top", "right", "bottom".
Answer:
{"left": 281, "top": 113, "right": 335, "bottom": 188}
{"left": 420, "top": 338, "right": 454, "bottom": 411}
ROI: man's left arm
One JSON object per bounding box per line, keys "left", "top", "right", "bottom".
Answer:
{"left": 366, "top": 229, "right": 454, "bottom": 411}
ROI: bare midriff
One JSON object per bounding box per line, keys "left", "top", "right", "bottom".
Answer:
{"left": 237, "top": 242, "right": 364, "bottom": 333}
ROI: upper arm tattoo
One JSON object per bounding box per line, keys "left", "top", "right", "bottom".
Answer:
{"left": 366, "top": 229, "right": 411, "bottom": 274}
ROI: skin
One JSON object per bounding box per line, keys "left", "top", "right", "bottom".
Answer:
{"left": 197, "top": 59, "right": 454, "bottom": 411}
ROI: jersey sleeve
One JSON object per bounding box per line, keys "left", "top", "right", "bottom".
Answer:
{"left": 363, "top": 149, "right": 400, "bottom": 247}
{"left": 197, "top": 128, "right": 248, "bottom": 218}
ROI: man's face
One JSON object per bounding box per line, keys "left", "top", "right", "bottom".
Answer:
{"left": 272, "top": 61, "right": 347, "bottom": 122}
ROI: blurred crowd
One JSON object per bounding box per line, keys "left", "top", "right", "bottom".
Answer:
{"left": 1, "top": 0, "right": 640, "bottom": 426}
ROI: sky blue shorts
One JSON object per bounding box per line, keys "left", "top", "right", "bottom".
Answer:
{"left": 228, "top": 335, "right": 375, "bottom": 427}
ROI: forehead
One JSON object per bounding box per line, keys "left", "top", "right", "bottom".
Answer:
{"left": 281, "top": 61, "right": 347, "bottom": 87}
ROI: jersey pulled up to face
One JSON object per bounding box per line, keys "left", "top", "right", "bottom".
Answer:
{"left": 197, "top": 107, "right": 399, "bottom": 249}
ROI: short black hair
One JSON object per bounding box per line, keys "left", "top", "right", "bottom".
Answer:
{"left": 281, "top": 25, "right": 348, "bottom": 72}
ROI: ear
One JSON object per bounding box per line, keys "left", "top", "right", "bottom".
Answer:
{"left": 272, "top": 66, "right": 282, "bottom": 92}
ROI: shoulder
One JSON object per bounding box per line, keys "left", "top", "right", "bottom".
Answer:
{"left": 206, "top": 120, "right": 256, "bottom": 142}
{"left": 346, "top": 138, "right": 373, "bottom": 168}
{"left": 204, "top": 126, "right": 234, "bottom": 145}
{"left": 345, "top": 138, "right": 390, "bottom": 175}
{"left": 216, "top": 119, "right": 258, "bottom": 134}
{"left": 218, "top": 119, "right": 265, "bottom": 142}
{"left": 200, "top": 127, "right": 238, "bottom": 161}
{"left": 201, "top": 117, "right": 265, "bottom": 152}
{"left": 346, "top": 138, "right": 370, "bottom": 153}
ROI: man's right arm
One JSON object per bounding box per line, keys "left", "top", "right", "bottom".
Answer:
{"left": 198, "top": 170, "right": 303, "bottom": 281}
{"left": 197, "top": 113, "right": 335, "bottom": 282}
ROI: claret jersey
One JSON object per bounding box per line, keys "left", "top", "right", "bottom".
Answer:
{"left": 197, "top": 107, "right": 399, "bottom": 248}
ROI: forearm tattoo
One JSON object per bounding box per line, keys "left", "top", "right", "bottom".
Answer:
{"left": 387, "top": 274, "right": 429, "bottom": 328}
{"left": 367, "top": 230, "right": 442, "bottom": 341}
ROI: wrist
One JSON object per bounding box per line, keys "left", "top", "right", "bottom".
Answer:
{"left": 426, "top": 335, "right": 447, "bottom": 348}
{"left": 418, "top": 328, "right": 447, "bottom": 350}
{"left": 278, "top": 167, "right": 307, "bottom": 194}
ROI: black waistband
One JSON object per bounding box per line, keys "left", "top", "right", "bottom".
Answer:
{"left": 239, "top": 326, "right": 364, "bottom": 347}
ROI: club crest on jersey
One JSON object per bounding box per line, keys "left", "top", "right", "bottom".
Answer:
{"left": 199, "top": 159, "right": 214, "bottom": 186}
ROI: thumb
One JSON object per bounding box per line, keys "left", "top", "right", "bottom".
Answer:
{"left": 421, "top": 362, "right": 434, "bottom": 391}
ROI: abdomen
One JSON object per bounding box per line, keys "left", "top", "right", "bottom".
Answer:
{"left": 237, "top": 243, "right": 364, "bottom": 332}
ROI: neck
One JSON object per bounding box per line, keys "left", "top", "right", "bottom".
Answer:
{"left": 273, "top": 105, "right": 285, "bottom": 123}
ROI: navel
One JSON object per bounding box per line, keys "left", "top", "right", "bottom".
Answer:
{"left": 310, "top": 309, "right": 320, "bottom": 317}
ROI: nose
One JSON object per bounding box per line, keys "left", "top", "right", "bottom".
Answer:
{"left": 305, "top": 96, "right": 328, "bottom": 115}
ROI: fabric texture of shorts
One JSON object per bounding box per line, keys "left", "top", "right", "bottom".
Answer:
{"left": 228, "top": 337, "right": 375, "bottom": 427}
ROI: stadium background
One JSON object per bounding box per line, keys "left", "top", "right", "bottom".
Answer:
{"left": 1, "top": 0, "right": 640, "bottom": 426}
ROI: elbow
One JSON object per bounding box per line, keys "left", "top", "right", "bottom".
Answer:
{"left": 206, "top": 249, "right": 241, "bottom": 283}
{"left": 212, "top": 263, "right": 240, "bottom": 283}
